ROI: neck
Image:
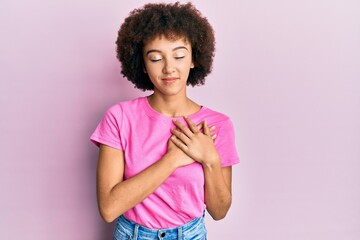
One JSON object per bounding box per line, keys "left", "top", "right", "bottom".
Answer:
{"left": 147, "top": 93, "right": 199, "bottom": 118}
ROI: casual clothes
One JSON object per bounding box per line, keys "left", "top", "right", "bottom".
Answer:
{"left": 91, "top": 97, "right": 240, "bottom": 229}
{"left": 113, "top": 212, "right": 207, "bottom": 240}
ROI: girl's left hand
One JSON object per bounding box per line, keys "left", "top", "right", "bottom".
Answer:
{"left": 170, "top": 116, "right": 220, "bottom": 166}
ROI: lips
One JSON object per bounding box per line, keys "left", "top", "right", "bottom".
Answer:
{"left": 162, "top": 77, "right": 179, "bottom": 83}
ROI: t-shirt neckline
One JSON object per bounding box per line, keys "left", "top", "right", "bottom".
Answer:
{"left": 140, "top": 96, "right": 206, "bottom": 122}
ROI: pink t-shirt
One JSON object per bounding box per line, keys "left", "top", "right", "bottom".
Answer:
{"left": 90, "top": 97, "right": 239, "bottom": 229}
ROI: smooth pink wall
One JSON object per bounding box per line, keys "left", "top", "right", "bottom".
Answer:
{"left": 1, "top": 1, "right": 359, "bottom": 239}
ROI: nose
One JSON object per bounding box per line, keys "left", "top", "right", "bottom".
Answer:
{"left": 162, "top": 59, "right": 175, "bottom": 74}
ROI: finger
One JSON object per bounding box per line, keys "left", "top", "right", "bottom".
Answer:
{"left": 173, "top": 119, "right": 194, "bottom": 137}
{"left": 203, "top": 120, "right": 211, "bottom": 136}
{"left": 211, "top": 133, "right": 217, "bottom": 140}
{"left": 170, "top": 135, "right": 188, "bottom": 151}
{"left": 198, "top": 124, "right": 215, "bottom": 132}
{"left": 171, "top": 128, "right": 191, "bottom": 145}
{"left": 184, "top": 116, "right": 199, "bottom": 133}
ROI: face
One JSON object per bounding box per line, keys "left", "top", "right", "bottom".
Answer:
{"left": 142, "top": 35, "right": 194, "bottom": 97}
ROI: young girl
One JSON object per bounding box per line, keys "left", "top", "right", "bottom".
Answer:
{"left": 91, "top": 2, "right": 240, "bottom": 239}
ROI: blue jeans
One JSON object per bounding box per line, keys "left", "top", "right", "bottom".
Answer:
{"left": 113, "top": 214, "right": 207, "bottom": 240}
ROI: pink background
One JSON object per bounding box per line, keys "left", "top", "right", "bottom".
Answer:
{"left": 1, "top": 0, "right": 359, "bottom": 239}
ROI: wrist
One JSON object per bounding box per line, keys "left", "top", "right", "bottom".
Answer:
{"left": 161, "top": 151, "right": 181, "bottom": 170}
{"left": 202, "top": 155, "right": 221, "bottom": 170}
{"left": 164, "top": 149, "right": 193, "bottom": 169}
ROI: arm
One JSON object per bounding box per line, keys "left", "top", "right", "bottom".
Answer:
{"left": 96, "top": 141, "right": 194, "bottom": 223}
{"left": 203, "top": 164, "right": 232, "bottom": 220}
{"left": 171, "top": 117, "right": 233, "bottom": 220}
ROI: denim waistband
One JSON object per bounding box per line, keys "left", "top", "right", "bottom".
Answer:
{"left": 113, "top": 213, "right": 207, "bottom": 240}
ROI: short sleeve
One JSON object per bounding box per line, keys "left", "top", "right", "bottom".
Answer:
{"left": 215, "top": 118, "right": 240, "bottom": 167}
{"left": 90, "top": 105, "right": 123, "bottom": 150}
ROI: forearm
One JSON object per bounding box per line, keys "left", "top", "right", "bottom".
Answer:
{"left": 203, "top": 161, "right": 232, "bottom": 220}
{"left": 98, "top": 153, "right": 178, "bottom": 222}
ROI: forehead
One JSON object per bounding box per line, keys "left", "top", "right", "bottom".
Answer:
{"left": 143, "top": 34, "right": 191, "bottom": 51}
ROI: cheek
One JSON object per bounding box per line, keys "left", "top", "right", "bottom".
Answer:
{"left": 181, "top": 62, "right": 193, "bottom": 72}
{"left": 145, "top": 68, "right": 163, "bottom": 84}
{"left": 145, "top": 63, "right": 161, "bottom": 76}
{"left": 184, "top": 58, "right": 194, "bottom": 68}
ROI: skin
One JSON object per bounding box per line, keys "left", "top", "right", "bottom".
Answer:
{"left": 96, "top": 34, "right": 233, "bottom": 223}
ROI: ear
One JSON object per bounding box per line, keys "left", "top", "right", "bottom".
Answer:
{"left": 190, "top": 61, "right": 195, "bottom": 69}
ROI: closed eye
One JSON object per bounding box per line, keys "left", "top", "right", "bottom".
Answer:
{"left": 150, "top": 58, "right": 162, "bottom": 62}
{"left": 174, "top": 56, "right": 185, "bottom": 60}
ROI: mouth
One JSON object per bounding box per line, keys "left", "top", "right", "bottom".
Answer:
{"left": 162, "top": 77, "right": 179, "bottom": 83}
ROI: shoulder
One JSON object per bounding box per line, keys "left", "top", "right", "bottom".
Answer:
{"left": 199, "top": 106, "right": 231, "bottom": 125}
{"left": 197, "top": 106, "right": 236, "bottom": 136}
{"left": 106, "top": 97, "right": 145, "bottom": 115}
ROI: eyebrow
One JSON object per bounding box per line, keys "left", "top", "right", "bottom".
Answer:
{"left": 146, "top": 46, "right": 189, "bottom": 55}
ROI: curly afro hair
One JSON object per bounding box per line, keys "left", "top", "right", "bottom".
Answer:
{"left": 116, "top": 2, "right": 215, "bottom": 91}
